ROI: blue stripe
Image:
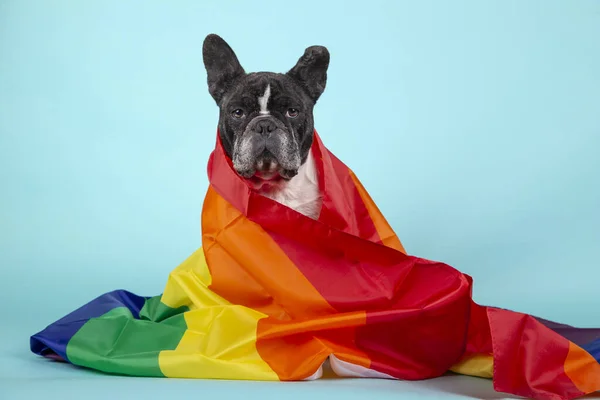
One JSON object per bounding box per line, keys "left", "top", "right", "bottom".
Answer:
{"left": 582, "top": 338, "right": 600, "bottom": 363}
{"left": 30, "top": 290, "right": 148, "bottom": 362}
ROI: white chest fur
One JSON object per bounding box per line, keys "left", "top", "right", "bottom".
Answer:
{"left": 260, "top": 150, "right": 323, "bottom": 220}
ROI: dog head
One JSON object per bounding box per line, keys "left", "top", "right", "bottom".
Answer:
{"left": 202, "top": 34, "right": 329, "bottom": 190}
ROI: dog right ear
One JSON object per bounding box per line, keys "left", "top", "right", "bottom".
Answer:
{"left": 287, "top": 45, "right": 330, "bottom": 103}
{"left": 202, "top": 34, "right": 245, "bottom": 104}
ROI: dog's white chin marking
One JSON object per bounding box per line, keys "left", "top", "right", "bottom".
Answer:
{"left": 259, "top": 150, "right": 322, "bottom": 220}
{"left": 258, "top": 84, "right": 271, "bottom": 115}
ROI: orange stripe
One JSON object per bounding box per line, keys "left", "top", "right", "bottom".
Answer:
{"left": 348, "top": 169, "right": 406, "bottom": 253}
{"left": 201, "top": 186, "right": 372, "bottom": 379}
{"left": 257, "top": 312, "right": 372, "bottom": 380}
{"left": 201, "top": 185, "right": 336, "bottom": 319}
{"left": 563, "top": 342, "right": 600, "bottom": 394}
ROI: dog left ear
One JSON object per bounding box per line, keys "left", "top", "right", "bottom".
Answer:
{"left": 287, "top": 46, "right": 330, "bottom": 103}
{"left": 202, "top": 34, "right": 245, "bottom": 104}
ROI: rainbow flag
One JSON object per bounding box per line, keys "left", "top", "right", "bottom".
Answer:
{"left": 30, "top": 131, "right": 600, "bottom": 399}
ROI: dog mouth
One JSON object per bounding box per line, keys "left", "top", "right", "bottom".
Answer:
{"left": 247, "top": 174, "right": 285, "bottom": 192}
{"left": 236, "top": 152, "right": 298, "bottom": 191}
{"left": 232, "top": 121, "right": 301, "bottom": 189}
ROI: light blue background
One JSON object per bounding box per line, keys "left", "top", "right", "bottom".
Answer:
{"left": 1, "top": 1, "right": 599, "bottom": 399}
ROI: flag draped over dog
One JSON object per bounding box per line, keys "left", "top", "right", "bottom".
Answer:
{"left": 31, "top": 131, "right": 600, "bottom": 400}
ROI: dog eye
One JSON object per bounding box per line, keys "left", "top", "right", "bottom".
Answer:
{"left": 231, "top": 109, "right": 245, "bottom": 119}
{"left": 286, "top": 108, "right": 299, "bottom": 118}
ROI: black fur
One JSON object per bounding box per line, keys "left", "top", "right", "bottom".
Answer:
{"left": 202, "top": 34, "right": 329, "bottom": 179}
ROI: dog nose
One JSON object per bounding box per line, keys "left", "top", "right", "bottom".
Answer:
{"left": 254, "top": 119, "right": 277, "bottom": 135}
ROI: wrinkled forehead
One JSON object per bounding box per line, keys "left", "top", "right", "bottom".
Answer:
{"left": 222, "top": 73, "right": 307, "bottom": 108}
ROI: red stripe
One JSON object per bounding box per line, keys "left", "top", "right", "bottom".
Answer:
{"left": 206, "top": 129, "right": 595, "bottom": 398}
{"left": 464, "top": 297, "right": 494, "bottom": 356}
{"left": 488, "top": 307, "right": 585, "bottom": 400}
{"left": 238, "top": 137, "right": 475, "bottom": 378}
{"left": 207, "top": 130, "right": 385, "bottom": 244}
{"left": 206, "top": 133, "right": 250, "bottom": 215}
{"left": 355, "top": 268, "right": 472, "bottom": 379}
{"left": 249, "top": 189, "right": 473, "bottom": 379}
{"left": 312, "top": 133, "right": 382, "bottom": 243}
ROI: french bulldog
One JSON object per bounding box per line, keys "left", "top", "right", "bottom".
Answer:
{"left": 202, "top": 34, "right": 329, "bottom": 220}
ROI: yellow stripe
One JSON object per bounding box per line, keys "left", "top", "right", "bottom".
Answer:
{"left": 157, "top": 247, "right": 279, "bottom": 380}
{"left": 160, "top": 247, "right": 227, "bottom": 309}
{"left": 449, "top": 353, "right": 494, "bottom": 378}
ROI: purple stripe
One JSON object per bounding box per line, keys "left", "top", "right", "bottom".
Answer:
{"left": 534, "top": 316, "right": 600, "bottom": 348}
{"left": 30, "top": 290, "right": 148, "bottom": 362}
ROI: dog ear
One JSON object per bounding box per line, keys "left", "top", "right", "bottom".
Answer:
{"left": 287, "top": 45, "right": 330, "bottom": 102}
{"left": 202, "top": 34, "right": 245, "bottom": 104}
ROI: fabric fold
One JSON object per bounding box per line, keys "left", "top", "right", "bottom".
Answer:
{"left": 31, "top": 130, "right": 600, "bottom": 400}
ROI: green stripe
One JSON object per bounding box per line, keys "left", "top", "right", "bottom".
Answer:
{"left": 66, "top": 297, "right": 188, "bottom": 377}
{"left": 139, "top": 295, "right": 189, "bottom": 322}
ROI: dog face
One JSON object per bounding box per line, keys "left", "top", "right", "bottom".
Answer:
{"left": 202, "top": 34, "right": 329, "bottom": 189}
